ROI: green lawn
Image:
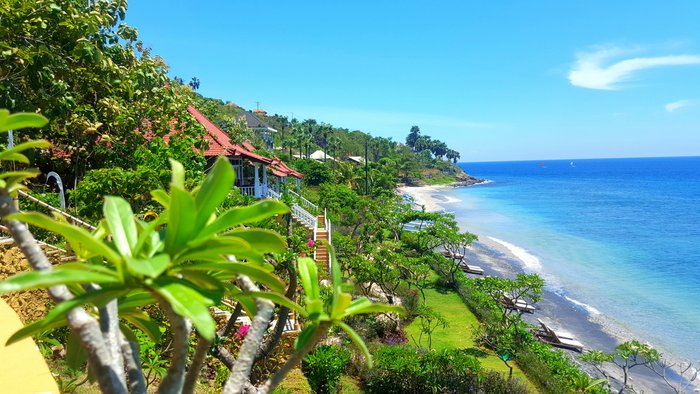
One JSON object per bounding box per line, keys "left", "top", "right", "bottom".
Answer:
{"left": 405, "top": 274, "right": 537, "bottom": 392}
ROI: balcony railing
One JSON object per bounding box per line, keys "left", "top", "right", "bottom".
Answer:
{"left": 238, "top": 186, "right": 255, "bottom": 196}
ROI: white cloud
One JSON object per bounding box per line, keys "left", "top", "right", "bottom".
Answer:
{"left": 665, "top": 100, "right": 694, "bottom": 112}
{"left": 568, "top": 46, "right": 700, "bottom": 90}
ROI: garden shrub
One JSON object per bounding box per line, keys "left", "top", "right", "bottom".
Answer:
{"left": 362, "top": 345, "right": 529, "bottom": 394}
{"left": 517, "top": 341, "right": 604, "bottom": 394}
{"left": 293, "top": 159, "right": 333, "bottom": 186}
{"left": 72, "top": 165, "right": 168, "bottom": 222}
{"left": 302, "top": 345, "right": 350, "bottom": 393}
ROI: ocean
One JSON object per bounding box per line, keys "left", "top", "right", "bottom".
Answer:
{"left": 443, "top": 157, "right": 700, "bottom": 362}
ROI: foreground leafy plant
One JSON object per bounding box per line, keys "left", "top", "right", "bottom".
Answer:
{"left": 0, "top": 110, "right": 405, "bottom": 394}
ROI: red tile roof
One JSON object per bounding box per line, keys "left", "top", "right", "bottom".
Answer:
{"left": 241, "top": 141, "right": 256, "bottom": 151}
{"left": 184, "top": 106, "right": 303, "bottom": 179}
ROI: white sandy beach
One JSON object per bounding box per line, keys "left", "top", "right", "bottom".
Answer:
{"left": 397, "top": 184, "right": 452, "bottom": 212}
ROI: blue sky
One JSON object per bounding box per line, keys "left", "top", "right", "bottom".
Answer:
{"left": 127, "top": 1, "right": 700, "bottom": 162}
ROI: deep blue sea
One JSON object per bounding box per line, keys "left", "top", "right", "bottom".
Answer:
{"left": 446, "top": 157, "right": 700, "bottom": 361}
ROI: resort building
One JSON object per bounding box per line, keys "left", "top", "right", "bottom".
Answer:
{"left": 241, "top": 110, "right": 277, "bottom": 149}
{"left": 187, "top": 106, "right": 302, "bottom": 198}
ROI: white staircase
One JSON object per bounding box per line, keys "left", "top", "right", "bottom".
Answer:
{"left": 266, "top": 189, "right": 332, "bottom": 273}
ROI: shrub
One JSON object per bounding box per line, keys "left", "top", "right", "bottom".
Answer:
{"left": 517, "top": 341, "right": 599, "bottom": 394}
{"left": 302, "top": 345, "right": 350, "bottom": 393}
{"left": 362, "top": 345, "right": 529, "bottom": 394}
{"left": 72, "top": 165, "right": 168, "bottom": 222}
{"left": 294, "top": 159, "right": 333, "bottom": 186}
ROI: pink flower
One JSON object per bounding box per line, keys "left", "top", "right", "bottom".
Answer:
{"left": 235, "top": 324, "right": 251, "bottom": 341}
{"left": 307, "top": 238, "right": 315, "bottom": 247}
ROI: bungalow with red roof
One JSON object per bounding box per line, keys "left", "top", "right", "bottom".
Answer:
{"left": 186, "top": 106, "right": 302, "bottom": 198}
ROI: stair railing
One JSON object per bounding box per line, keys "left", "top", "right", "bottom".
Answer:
{"left": 288, "top": 189, "right": 319, "bottom": 214}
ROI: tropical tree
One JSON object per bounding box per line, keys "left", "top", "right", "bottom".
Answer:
{"left": 446, "top": 149, "right": 461, "bottom": 164}
{"left": 406, "top": 126, "right": 420, "bottom": 150}
{"left": 581, "top": 341, "right": 661, "bottom": 394}
{"left": 414, "top": 135, "right": 433, "bottom": 155}
{"left": 430, "top": 140, "right": 448, "bottom": 160}
{"left": 439, "top": 231, "right": 478, "bottom": 285}
{"left": 0, "top": 0, "right": 203, "bottom": 177}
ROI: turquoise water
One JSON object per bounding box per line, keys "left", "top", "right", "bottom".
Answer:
{"left": 444, "top": 157, "right": 700, "bottom": 361}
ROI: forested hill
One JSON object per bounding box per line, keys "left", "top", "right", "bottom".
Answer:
{"left": 195, "top": 96, "right": 481, "bottom": 187}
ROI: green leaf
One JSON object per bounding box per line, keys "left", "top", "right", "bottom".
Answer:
{"left": 121, "top": 311, "right": 162, "bottom": 342}
{"left": 329, "top": 243, "right": 342, "bottom": 290}
{"left": 7, "top": 212, "right": 122, "bottom": 265}
{"left": 224, "top": 285, "right": 259, "bottom": 317}
{"left": 0, "top": 151, "right": 28, "bottom": 163}
{"left": 0, "top": 112, "right": 48, "bottom": 132}
{"left": 238, "top": 291, "right": 306, "bottom": 316}
{"left": 225, "top": 229, "right": 286, "bottom": 255}
{"left": 120, "top": 322, "right": 139, "bottom": 343}
{"left": 132, "top": 217, "right": 165, "bottom": 257}
{"left": 58, "top": 262, "right": 117, "bottom": 277}
{"left": 194, "top": 156, "right": 234, "bottom": 231}
{"left": 117, "top": 291, "right": 156, "bottom": 311}
{"left": 150, "top": 189, "right": 170, "bottom": 208}
{"left": 331, "top": 292, "right": 352, "bottom": 320}
{"left": 173, "top": 261, "right": 285, "bottom": 293}
{"left": 125, "top": 254, "right": 170, "bottom": 278}
{"left": 0, "top": 140, "right": 51, "bottom": 163}
{"left": 6, "top": 288, "right": 127, "bottom": 345}
{"left": 178, "top": 271, "right": 226, "bottom": 303}
{"left": 0, "top": 170, "right": 42, "bottom": 180}
{"left": 169, "top": 159, "right": 185, "bottom": 189}
{"left": 65, "top": 332, "right": 86, "bottom": 371}
{"left": 294, "top": 322, "right": 319, "bottom": 351}
{"left": 194, "top": 200, "right": 288, "bottom": 241}
{"left": 297, "top": 258, "right": 319, "bottom": 300}
{"left": 337, "top": 321, "right": 372, "bottom": 368}
{"left": 305, "top": 299, "right": 326, "bottom": 320}
{"left": 343, "top": 297, "right": 405, "bottom": 317}
{"left": 164, "top": 186, "right": 196, "bottom": 254}
{"left": 0, "top": 268, "right": 119, "bottom": 294}
{"left": 151, "top": 279, "right": 216, "bottom": 340}
{"left": 176, "top": 236, "right": 251, "bottom": 263}
{"left": 103, "top": 197, "right": 137, "bottom": 256}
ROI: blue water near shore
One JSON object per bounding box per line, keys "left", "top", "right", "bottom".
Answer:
{"left": 445, "top": 157, "right": 700, "bottom": 361}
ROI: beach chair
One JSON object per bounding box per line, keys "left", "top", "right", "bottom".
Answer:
{"left": 461, "top": 263, "right": 484, "bottom": 275}
{"left": 534, "top": 318, "right": 584, "bottom": 352}
{"left": 442, "top": 250, "right": 465, "bottom": 260}
{"left": 501, "top": 294, "right": 535, "bottom": 313}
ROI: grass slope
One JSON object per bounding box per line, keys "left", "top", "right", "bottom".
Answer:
{"left": 405, "top": 274, "right": 537, "bottom": 391}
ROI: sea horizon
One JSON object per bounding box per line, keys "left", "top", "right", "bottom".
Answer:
{"left": 461, "top": 154, "right": 700, "bottom": 164}
{"left": 437, "top": 156, "right": 700, "bottom": 363}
